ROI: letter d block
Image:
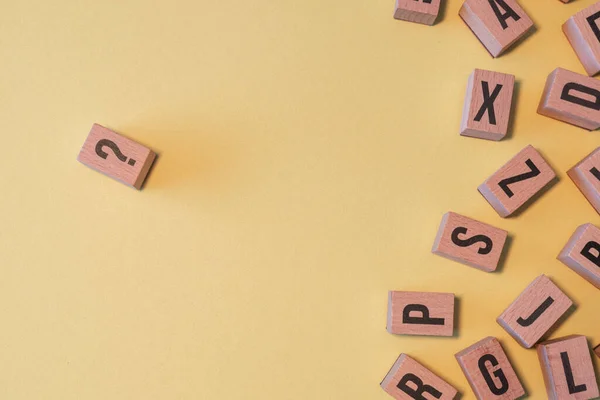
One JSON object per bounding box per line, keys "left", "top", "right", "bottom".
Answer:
{"left": 381, "top": 354, "right": 458, "bottom": 400}
{"left": 558, "top": 223, "right": 600, "bottom": 289}
{"left": 387, "top": 291, "right": 454, "bottom": 337}
{"left": 497, "top": 275, "right": 573, "bottom": 348}
{"left": 563, "top": 1, "right": 600, "bottom": 76}
{"left": 393, "top": 0, "right": 441, "bottom": 26}
{"left": 538, "top": 68, "right": 600, "bottom": 130}
{"left": 432, "top": 212, "right": 507, "bottom": 272}
{"left": 567, "top": 147, "right": 600, "bottom": 215}
{"left": 537, "top": 335, "right": 599, "bottom": 400}
{"left": 455, "top": 337, "right": 525, "bottom": 400}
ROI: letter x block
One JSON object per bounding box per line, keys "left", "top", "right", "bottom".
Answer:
{"left": 432, "top": 212, "right": 508, "bottom": 272}
{"left": 497, "top": 275, "right": 573, "bottom": 348}
{"left": 455, "top": 337, "right": 525, "bottom": 400}
{"left": 563, "top": 1, "right": 600, "bottom": 76}
{"left": 567, "top": 147, "right": 600, "bottom": 214}
{"left": 537, "top": 335, "right": 599, "bottom": 400}
{"left": 538, "top": 68, "right": 600, "bottom": 130}
{"left": 394, "top": 0, "right": 441, "bottom": 26}
{"left": 459, "top": 0, "right": 534, "bottom": 57}
{"left": 381, "top": 354, "right": 458, "bottom": 400}
{"left": 387, "top": 291, "right": 454, "bottom": 337}
{"left": 460, "top": 69, "right": 515, "bottom": 141}
{"left": 478, "top": 145, "right": 556, "bottom": 217}
{"left": 558, "top": 223, "right": 600, "bottom": 289}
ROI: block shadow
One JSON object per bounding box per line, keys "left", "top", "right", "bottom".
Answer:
{"left": 495, "top": 234, "right": 514, "bottom": 274}
{"left": 505, "top": 80, "right": 521, "bottom": 141}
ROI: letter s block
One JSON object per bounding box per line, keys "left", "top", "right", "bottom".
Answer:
{"left": 381, "top": 354, "right": 458, "bottom": 400}
{"left": 563, "top": 1, "right": 600, "bottom": 76}
{"left": 387, "top": 291, "right": 454, "bottom": 337}
{"left": 455, "top": 337, "right": 525, "bottom": 400}
{"left": 432, "top": 212, "right": 508, "bottom": 272}
{"left": 567, "top": 147, "right": 600, "bottom": 215}
{"left": 538, "top": 68, "right": 600, "bottom": 130}
{"left": 537, "top": 335, "right": 599, "bottom": 400}
{"left": 558, "top": 223, "right": 600, "bottom": 289}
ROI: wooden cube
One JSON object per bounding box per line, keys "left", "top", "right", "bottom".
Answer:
{"left": 455, "top": 337, "right": 525, "bottom": 400}
{"left": 78, "top": 124, "right": 156, "bottom": 189}
{"left": 538, "top": 68, "right": 600, "bottom": 130}
{"left": 394, "top": 0, "right": 441, "bottom": 26}
{"left": 558, "top": 223, "right": 600, "bottom": 289}
{"left": 567, "top": 147, "right": 600, "bottom": 214}
{"left": 387, "top": 291, "right": 454, "bottom": 337}
{"left": 432, "top": 212, "right": 508, "bottom": 272}
{"left": 594, "top": 344, "right": 600, "bottom": 358}
{"left": 381, "top": 354, "right": 458, "bottom": 400}
{"left": 497, "top": 275, "right": 573, "bottom": 348}
{"left": 460, "top": 69, "right": 515, "bottom": 141}
{"left": 537, "top": 335, "right": 599, "bottom": 400}
{"left": 459, "top": 0, "right": 534, "bottom": 57}
{"left": 563, "top": 1, "right": 600, "bottom": 76}
{"left": 478, "top": 145, "right": 556, "bottom": 217}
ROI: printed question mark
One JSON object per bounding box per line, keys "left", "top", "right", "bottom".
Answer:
{"left": 95, "top": 139, "right": 136, "bottom": 166}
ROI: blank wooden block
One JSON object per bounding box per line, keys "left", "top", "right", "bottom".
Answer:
{"left": 567, "top": 147, "right": 600, "bottom": 214}
{"left": 394, "top": 0, "right": 441, "bottom": 25}
{"left": 537, "top": 335, "right": 599, "bottom": 400}
{"left": 460, "top": 69, "right": 515, "bottom": 141}
{"left": 478, "top": 145, "right": 556, "bottom": 217}
{"left": 432, "top": 212, "right": 507, "bottom": 272}
{"left": 563, "top": 1, "right": 600, "bottom": 76}
{"left": 558, "top": 223, "right": 600, "bottom": 289}
{"left": 538, "top": 67, "right": 600, "bottom": 130}
{"left": 381, "top": 354, "right": 458, "bottom": 400}
{"left": 459, "top": 0, "right": 534, "bottom": 57}
{"left": 387, "top": 291, "right": 454, "bottom": 337}
{"left": 78, "top": 124, "right": 156, "bottom": 190}
{"left": 497, "top": 275, "right": 573, "bottom": 348}
{"left": 455, "top": 337, "right": 525, "bottom": 400}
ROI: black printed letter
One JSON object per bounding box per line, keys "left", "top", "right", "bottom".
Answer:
{"left": 561, "top": 352, "right": 587, "bottom": 394}
{"left": 560, "top": 82, "right": 600, "bottom": 111}
{"left": 478, "top": 354, "right": 509, "bottom": 395}
{"left": 587, "top": 11, "right": 600, "bottom": 43}
{"left": 397, "top": 373, "right": 442, "bottom": 400}
{"left": 516, "top": 296, "right": 554, "bottom": 327}
{"left": 474, "top": 81, "right": 503, "bottom": 125}
{"left": 488, "top": 0, "right": 521, "bottom": 30}
{"left": 498, "top": 159, "right": 540, "bottom": 198}
{"left": 402, "top": 304, "right": 445, "bottom": 326}
{"left": 581, "top": 241, "right": 600, "bottom": 268}
{"left": 451, "top": 227, "right": 493, "bottom": 255}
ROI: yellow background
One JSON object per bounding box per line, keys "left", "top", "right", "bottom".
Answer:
{"left": 1, "top": 0, "right": 599, "bottom": 398}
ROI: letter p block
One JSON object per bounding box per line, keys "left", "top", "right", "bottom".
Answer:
{"left": 558, "top": 223, "right": 600, "bottom": 289}
{"left": 387, "top": 291, "right": 455, "bottom": 337}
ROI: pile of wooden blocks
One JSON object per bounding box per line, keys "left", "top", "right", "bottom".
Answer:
{"left": 384, "top": 0, "right": 600, "bottom": 399}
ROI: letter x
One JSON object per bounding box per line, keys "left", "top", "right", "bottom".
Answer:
{"left": 474, "top": 81, "right": 503, "bottom": 125}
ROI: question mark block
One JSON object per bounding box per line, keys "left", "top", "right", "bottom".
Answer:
{"left": 77, "top": 124, "right": 156, "bottom": 189}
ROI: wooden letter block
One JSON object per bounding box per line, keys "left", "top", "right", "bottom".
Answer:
{"left": 497, "top": 275, "right": 573, "bottom": 348}
{"left": 478, "top": 145, "right": 556, "bottom": 217}
{"left": 393, "top": 0, "right": 441, "bottom": 26}
{"left": 78, "top": 124, "right": 156, "bottom": 189}
{"left": 537, "top": 335, "right": 599, "bottom": 400}
{"left": 567, "top": 147, "right": 600, "bottom": 214}
{"left": 563, "top": 1, "right": 600, "bottom": 76}
{"left": 538, "top": 68, "right": 600, "bottom": 130}
{"left": 594, "top": 344, "right": 600, "bottom": 358}
{"left": 558, "top": 223, "right": 600, "bottom": 289}
{"left": 387, "top": 291, "right": 454, "bottom": 337}
{"left": 432, "top": 212, "right": 507, "bottom": 272}
{"left": 459, "top": 0, "right": 534, "bottom": 57}
{"left": 381, "top": 354, "right": 458, "bottom": 400}
{"left": 460, "top": 69, "right": 515, "bottom": 141}
{"left": 455, "top": 337, "right": 525, "bottom": 400}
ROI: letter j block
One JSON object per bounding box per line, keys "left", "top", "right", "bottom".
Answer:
{"left": 558, "top": 223, "right": 600, "bottom": 289}
{"left": 563, "top": 1, "right": 600, "bottom": 76}
{"left": 387, "top": 291, "right": 454, "bottom": 337}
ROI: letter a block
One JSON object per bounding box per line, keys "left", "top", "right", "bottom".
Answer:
{"left": 478, "top": 145, "right": 556, "bottom": 217}
{"left": 563, "top": 1, "right": 600, "bottom": 76}
{"left": 387, "top": 291, "right": 454, "bottom": 337}
{"left": 558, "top": 224, "right": 600, "bottom": 289}
{"left": 432, "top": 212, "right": 508, "bottom": 272}
{"left": 538, "top": 68, "right": 600, "bottom": 130}
{"left": 497, "top": 275, "right": 573, "bottom": 348}
{"left": 393, "top": 0, "right": 441, "bottom": 26}
{"left": 455, "top": 337, "right": 525, "bottom": 400}
{"left": 459, "top": 0, "right": 534, "bottom": 57}
{"left": 567, "top": 147, "right": 600, "bottom": 214}
{"left": 537, "top": 335, "right": 599, "bottom": 400}
{"left": 381, "top": 354, "right": 458, "bottom": 400}
{"left": 460, "top": 69, "right": 515, "bottom": 141}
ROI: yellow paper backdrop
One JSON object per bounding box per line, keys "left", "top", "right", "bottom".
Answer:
{"left": 1, "top": 0, "right": 599, "bottom": 398}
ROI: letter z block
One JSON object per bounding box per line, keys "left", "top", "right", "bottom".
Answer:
{"left": 478, "top": 145, "right": 556, "bottom": 217}
{"left": 432, "top": 212, "right": 508, "bottom": 272}
{"left": 538, "top": 68, "right": 600, "bottom": 130}
{"left": 459, "top": 0, "right": 534, "bottom": 57}
{"left": 558, "top": 223, "right": 600, "bottom": 289}
{"left": 394, "top": 0, "right": 441, "bottom": 26}
{"left": 455, "top": 337, "right": 525, "bottom": 400}
{"left": 567, "top": 147, "right": 600, "bottom": 214}
{"left": 381, "top": 354, "right": 458, "bottom": 400}
{"left": 387, "top": 291, "right": 454, "bottom": 337}
{"left": 460, "top": 69, "right": 515, "bottom": 141}
{"left": 497, "top": 275, "right": 573, "bottom": 348}
{"left": 537, "top": 335, "right": 599, "bottom": 400}
{"left": 563, "top": 1, "right": 600, "bottom": 76}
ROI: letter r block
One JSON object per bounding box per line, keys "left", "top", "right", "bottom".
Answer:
{"left": 432, "top": 212, "right": 508, "bottom": 272}
{"left": 567, "top": 147, "right": 600, "bottom": 215}
{"left": 558, "top": 223, "right": 600, "bottom": 289}
{"left": 537, "top": 335, "right": 599, "bottom": 400}
{"left": 563, "top": 1, "right": 600, "bottom": 76}
{"left": 387, "top": 291, "right": 454, "bottom": 337}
